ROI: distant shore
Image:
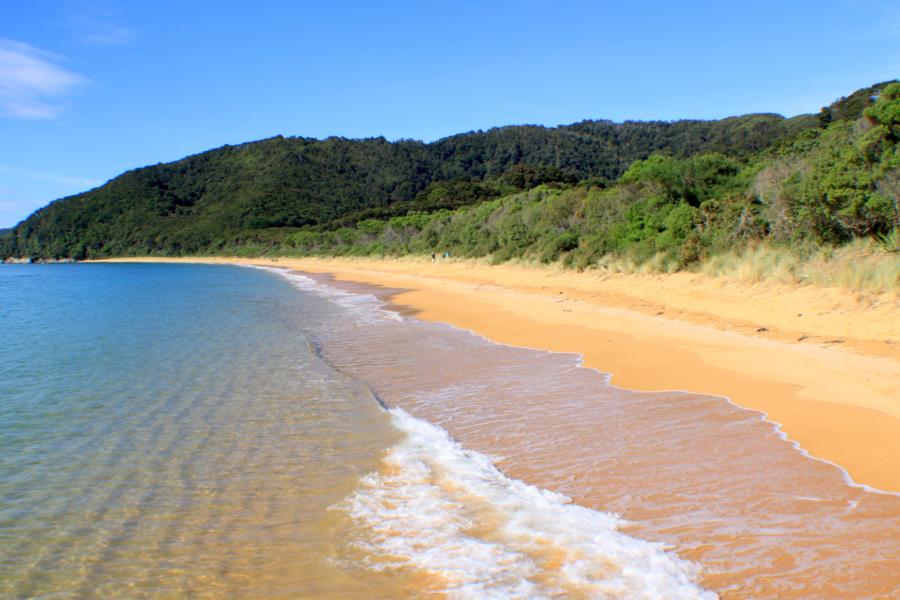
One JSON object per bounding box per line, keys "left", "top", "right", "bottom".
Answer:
{"left": 92, "top": 256, "right": 900, "bottom": 492}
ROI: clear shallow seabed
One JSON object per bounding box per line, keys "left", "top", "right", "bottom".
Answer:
{"left": 0, "top": 263, "right": 897, "bottom": 598}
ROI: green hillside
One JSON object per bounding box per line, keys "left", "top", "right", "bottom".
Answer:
{"left": 1, "top": 81, "right": 896, "bottom": 273}
{"left": 2, "top": 113, "right": 814, "bottom": 259}
{"left": 278, "top": 83, "right": 898, "bottom": 269}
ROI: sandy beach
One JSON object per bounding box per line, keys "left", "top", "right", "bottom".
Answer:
{"left": 96, "top": 256, "right": 900, "bottom": 494}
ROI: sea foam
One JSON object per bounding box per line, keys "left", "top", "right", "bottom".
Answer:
{"left": 270, "top": 268, "right": 404, "bottom": 322}
{"left": 336, "top": 408, "right": 715, "bottom": 599}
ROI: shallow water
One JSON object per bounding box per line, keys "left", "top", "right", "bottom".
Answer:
{"left": 1, "top": 263, "right": 720, "bottom": 598}
{"left": 0, "top": 264, "right": 411, "bottom": 598}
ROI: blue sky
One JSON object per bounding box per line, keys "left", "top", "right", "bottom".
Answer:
{"left": 1, "top": 0, "right": 898, "bottom": 227}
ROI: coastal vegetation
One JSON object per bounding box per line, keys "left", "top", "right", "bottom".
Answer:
{"left": 2, "top": 81, "right": 897, "bottom": 291}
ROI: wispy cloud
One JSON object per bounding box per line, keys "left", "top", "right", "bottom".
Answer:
{"left": 65, "top": 3, "right": 136, "bottom": 47}
{"left": 0, "top": 199, "right": 38, "bottom": 211}
{"left": 0, "top": 198, "right": 53, "bottom": 227}
{"left": 0, "top": 165, "right": 102, "bottom": 189}
{"left": 0, "top": 39, "right": 86, "bottom": 119}
{"left": 80, "top": 21, "right": 136, "bottom": 46}
{"left": 0, "top": 168, "right": 103, "bottom": 226}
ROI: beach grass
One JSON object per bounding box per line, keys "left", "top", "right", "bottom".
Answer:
{"left": 496, "top": 239, "right": 899, "bottom": 295}
{"left": 698, "top": 240, "right": 900, "bottom": 294}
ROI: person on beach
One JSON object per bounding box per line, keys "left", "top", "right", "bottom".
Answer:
{"left": 431, "top": 252, "right": 436, "bottom": 263}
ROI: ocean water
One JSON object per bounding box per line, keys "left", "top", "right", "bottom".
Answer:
{"left": 0, "top": 263, "right": 415, "bottom": 598}
{"left": 0, "top": 263, "right": 717, "bottom": 599}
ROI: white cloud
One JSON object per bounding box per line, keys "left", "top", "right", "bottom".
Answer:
{"left": 0, "top": 165, "right": 102, "bottom": 188}
{"left": 0, "top": 198, "right": 53, "bottom": 228}
{"left": 64, "top": 2, "right": 137, "bottom": 47}
{"left": 70, "top": 13, "right": 136, "bottom": 47}
{"left": 0, "top": 199, "right": 37, "bottom": 211}
{"left": 80, "top": 21, "right": 136, "bottom": 46}
{"left": 0, "top": 39, "right": 86, "bottom": 119}
{"left": 0, "top": 166, "right": 102, "bottom": 226}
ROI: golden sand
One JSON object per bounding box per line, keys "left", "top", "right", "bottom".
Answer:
{"left": 96, "top": 256, "right": 900, "bottom": 493}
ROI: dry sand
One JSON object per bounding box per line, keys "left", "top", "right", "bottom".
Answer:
{"left": 96, "top": 256, "right": 900, "bottom": 492}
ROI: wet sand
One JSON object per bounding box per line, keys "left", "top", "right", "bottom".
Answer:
{"left": 290, "top": 271, "right": 900, "bottom": 598}
{"left": 97, "top": 256, "right": 900, "bottom": 493}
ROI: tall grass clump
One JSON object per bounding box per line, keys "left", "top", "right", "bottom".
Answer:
{"left": 699, "top": 240, "right": 899, "bottom": 293}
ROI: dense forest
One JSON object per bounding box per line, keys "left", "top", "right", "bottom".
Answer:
{"left": 2, "top": 81, "right": 897, "bottom": 279}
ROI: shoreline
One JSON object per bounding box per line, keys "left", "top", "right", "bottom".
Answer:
{"left": 91, "top": 256, "right": 900, "bottom": 493}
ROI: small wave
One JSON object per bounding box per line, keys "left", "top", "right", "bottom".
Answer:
{"left": 258, "top": 267, "right": 404, "bottom": 323}
{"left": 335, "top": 408, "right": 715, "bottom": 599}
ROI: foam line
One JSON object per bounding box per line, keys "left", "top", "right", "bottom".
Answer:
{"left": 336, "top": 408, "right": 715, "bottom": 599}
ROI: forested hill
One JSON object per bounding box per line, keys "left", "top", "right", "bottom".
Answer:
{"left": 2, "top": 111, "right": 816, "bottom": 258}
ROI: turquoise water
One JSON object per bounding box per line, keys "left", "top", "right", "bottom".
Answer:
{"left": 0, "top": 264, "right": 404, "bottom": 598}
